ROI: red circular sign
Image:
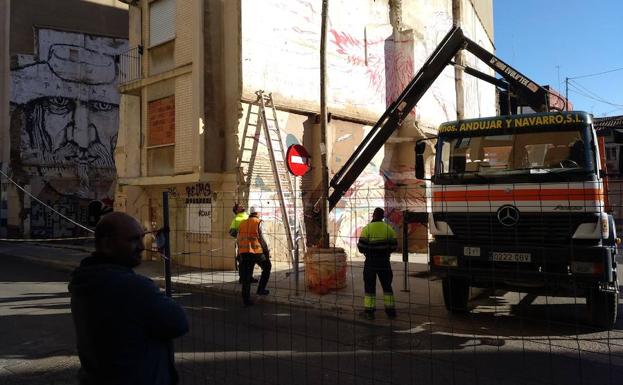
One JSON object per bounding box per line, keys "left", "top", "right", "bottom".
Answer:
{"left": 286, "top": 144, "right": 311, "bottom": 176}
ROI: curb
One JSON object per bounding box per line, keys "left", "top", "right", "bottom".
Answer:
{"left": 29, "top": 242, "right": 94, "bottom": 254}
{"left": 4, "top": 253, "right": 78, "bottom": 272}
{"left": 5, "top": 250, "right": 480, "bottom": 326}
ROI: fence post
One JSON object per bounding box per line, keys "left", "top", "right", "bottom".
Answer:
{"left": 402, "top": 210, "right": 409, "bottom": 292}
{"left": 162, "top": 191, "right": 172, "bottom": 297}
{"left": 294, "top": 176, "right": 300, "bottom": 296}
{"left": 0, "top": 167, "right": 6, "bottom": 238}
{"left": 23, "top": 184, "right": 31, "bottom": 238}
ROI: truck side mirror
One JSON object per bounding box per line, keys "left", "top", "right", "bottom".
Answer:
{"left": 415, "top": 141, "right": 426, "bottom": 179}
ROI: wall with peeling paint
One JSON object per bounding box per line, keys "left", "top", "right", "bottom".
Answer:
{"left": 235, "top": 0, "right": 495, "bottom": 256}
{"left": 459, "top": 0, "right": 496, "bottom": 119}
{"left": 242, "top": 0, "right": 394, "bottom": 121}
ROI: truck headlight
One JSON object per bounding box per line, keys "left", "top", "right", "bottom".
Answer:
{"left": 600, "top": 213, "right": 609, "bottom": 239}
{"left": 572, "top": 215, "right": 603, "bottom": 240}
{"left": 429, "top": 215, "right": 454, "bottom": 236}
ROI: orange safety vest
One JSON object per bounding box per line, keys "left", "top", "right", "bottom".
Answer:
{"left": 237, "top": 216, "right": 263, "bottom": 254}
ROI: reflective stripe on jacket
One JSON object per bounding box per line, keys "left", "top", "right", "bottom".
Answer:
{"left": 237, "top": 216, "right": 264, "bottom": 254}
{"left": 357, "top": 221, "right": 397, "bottom": 255}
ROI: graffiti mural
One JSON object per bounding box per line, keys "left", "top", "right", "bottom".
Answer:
{"left": 242, "top": 0, "right": 392, "bottom": 116}
{"left": 30, "top": 191, "right": 88, "bottom": 238}
{"left": 242, "top": 0, "right": 458, "bottom": 122}
{"left": 10, "top": 28, "right": 128, "bottom": 199}
{"left": 8, "top": 28, "right": 127, "bottom": 237}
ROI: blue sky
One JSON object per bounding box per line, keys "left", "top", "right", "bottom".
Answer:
{"left": 493, "top": 0, "right": 623, "bottom": 117}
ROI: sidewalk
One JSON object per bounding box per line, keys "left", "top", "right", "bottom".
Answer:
{"left": 0, "top": 243, "right": 471, "bottom": 323}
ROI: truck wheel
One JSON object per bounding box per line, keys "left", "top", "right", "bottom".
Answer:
{"left": 442, "top": 277, "right": 470, "bottom": 313}
{"left": 587, "top": 287, "right": 619, "bottom": 330}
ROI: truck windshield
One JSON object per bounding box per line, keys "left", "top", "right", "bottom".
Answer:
{"left": 437, "top": 128, "right": 596, "bottom": 183}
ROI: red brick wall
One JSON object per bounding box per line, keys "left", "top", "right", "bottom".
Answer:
{"left": 148, "top": 96, "right": 175, "bottom": 146}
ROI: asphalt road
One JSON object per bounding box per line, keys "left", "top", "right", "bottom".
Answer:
{"left": 1, "top": 254, "right": 622, "bottom": 385}
{"left": 0, "top": 254, "right": 77, "bottom": 385}
{"left": 174, "top": 283, "right": 623, "bottom": 385}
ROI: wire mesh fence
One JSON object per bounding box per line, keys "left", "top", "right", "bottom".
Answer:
{"left": 0, "top": 168, "right": 96, "bottom": 242}
{"left": 1, "top": 167, "right": 623, "bottom": 384}
{"left": 149, "top": 184, "right": 623, "bottom": 385}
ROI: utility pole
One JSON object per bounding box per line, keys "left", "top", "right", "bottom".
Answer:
{"left": 565, "top": 77, "right": 569, "bottom": 111}
{"left": 319, "top": 0, "right": 330, "bottom": 248}
{"left": 452, "top": 0, "right": 465, "bottom": 120}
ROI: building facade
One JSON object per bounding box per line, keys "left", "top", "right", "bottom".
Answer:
{"left": 595, "top": 115, "right": 623, "bottom": 235}
{"left": 0, "top": 0, "right": 128, "bottom": 237}
{"left": 116, "top": 0, "right": 495, "bottom": 269}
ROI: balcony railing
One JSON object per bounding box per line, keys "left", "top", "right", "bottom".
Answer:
{"left": 117, "top": 46, "right": 143, "bottom": 85}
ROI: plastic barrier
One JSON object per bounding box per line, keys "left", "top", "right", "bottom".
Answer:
{"left": 303, "top": 247, "right": 347, "bottom": 294}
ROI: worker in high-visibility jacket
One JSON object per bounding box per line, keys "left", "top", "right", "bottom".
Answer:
{"left": 357, "top": 207, "right": 398, "bottom": 320}
{"left": 237, "top": 206, "right": 271, "bottom": 306}
{"left": 228, "top": 203, "right": 249, "bottom": 238}
{"left": 229, "top": 203, "right": 258, "bottom": 284}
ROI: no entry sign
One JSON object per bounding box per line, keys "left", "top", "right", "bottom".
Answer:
{"left": 286, "top": 144, "right": 311, "bottom": 176}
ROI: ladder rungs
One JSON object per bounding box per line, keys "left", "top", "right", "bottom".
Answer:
{"left": 245, "top": 91, "right": 305, "bottom": 264}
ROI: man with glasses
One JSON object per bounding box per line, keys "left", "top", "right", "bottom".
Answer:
{"left": 69, "top": 212, "right": 188, "bottom": 385}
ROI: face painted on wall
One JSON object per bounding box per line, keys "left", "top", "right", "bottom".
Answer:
{"left": 11, "top": 32, "right": 127, "bottom": 198}
{"left": 23, "top": 96, "right": 117, "bottom": 185}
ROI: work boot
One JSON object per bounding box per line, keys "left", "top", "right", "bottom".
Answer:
{"left": 385, "top": 308, "right": 397, "bottom": 319}
{"left": 360, "top": 310, "right": 375, "bottom": 320}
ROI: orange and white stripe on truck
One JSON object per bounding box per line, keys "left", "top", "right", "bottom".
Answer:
{"left": 431, "top": 182, "right": 605, "bottom": 213}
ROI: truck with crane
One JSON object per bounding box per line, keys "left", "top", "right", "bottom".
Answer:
{"left": 328, "top": 26, "right": 620, "bottom": 329}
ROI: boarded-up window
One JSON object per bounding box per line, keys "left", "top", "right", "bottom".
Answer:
{"left": 150, "top": 0, "right": 175, "bottom": 46}
{"left": 147, "top": 146, "right": 174, "bottom": 176}
{"left": 186, "top": 198, "right": 212, "bottom": 235}
{"left": 148, "top": 96, "right": 175, "bottom": 146}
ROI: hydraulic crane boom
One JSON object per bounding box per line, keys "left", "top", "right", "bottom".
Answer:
{"left": 328, "top": 26, "right": 552, "bottom": 210}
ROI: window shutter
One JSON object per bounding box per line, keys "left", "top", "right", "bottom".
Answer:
{"left": 150, "top": 0, "right": 175, "bottom": 46}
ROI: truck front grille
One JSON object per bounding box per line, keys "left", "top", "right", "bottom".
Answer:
{"left": 434, "top": 212, "right": 599, "bottom": 246}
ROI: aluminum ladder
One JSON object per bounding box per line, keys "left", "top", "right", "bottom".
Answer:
{"left": 237, "top": 90, "right": 307, "bottom": 265}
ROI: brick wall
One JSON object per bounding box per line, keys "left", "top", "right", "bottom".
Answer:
{"left": 148, "top": 96, "right": 175, "bottom": 146}
{"left": 175, "top": 74, "right": 193, "bottom": 173}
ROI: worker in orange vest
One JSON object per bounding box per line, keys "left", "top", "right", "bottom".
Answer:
{"left": 229, "top": 203, "right": 258, "bottom": 284}
{"left": 237, "top": 206, "right": 271, "bottom": 306}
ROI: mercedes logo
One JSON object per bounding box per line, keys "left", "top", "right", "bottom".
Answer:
{"left": 496, "top": 205, "right": 520, "bottom": 227}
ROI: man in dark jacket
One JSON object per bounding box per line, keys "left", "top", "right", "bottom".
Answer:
{"left": 69, "top": 212, "right": 189, "bottom": 385}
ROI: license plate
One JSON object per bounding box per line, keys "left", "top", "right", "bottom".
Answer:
{"left": 490, "top": 252, "right": 531, "bottom": 263}
{"left": 463, "top": 247, "right": 481, "bottom": 256}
